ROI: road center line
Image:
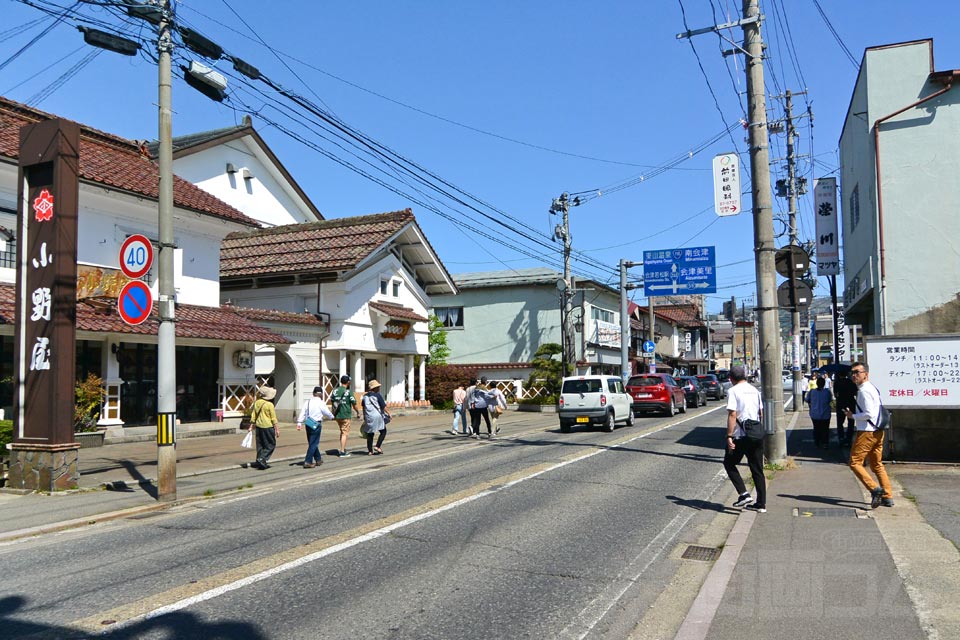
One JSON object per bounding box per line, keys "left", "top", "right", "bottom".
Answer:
{"left": 75, "top": 410, "right": 722, "bottom": 636}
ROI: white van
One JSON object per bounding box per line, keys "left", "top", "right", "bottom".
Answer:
{"left": 558, "top": 375, "right": 634, "bottom": 433}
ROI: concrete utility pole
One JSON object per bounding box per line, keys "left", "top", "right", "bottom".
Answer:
{"left": 785, "top": 89, "right": 803, "bottom": 413}
{"left": 156, "top": 0, "right": 177, "bottom": 501}
{"left": 551, "top": 193, "right": 577, "bottom": 375}
{"left": 743, "top": 0, "right": 786, "bottom": 462}
{"left": 619, "top": 259, "right": 640, "bottom": 380}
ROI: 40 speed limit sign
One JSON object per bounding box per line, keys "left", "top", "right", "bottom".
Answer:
{"left": 119, "top": 234, "right": 154, "bottom": 279}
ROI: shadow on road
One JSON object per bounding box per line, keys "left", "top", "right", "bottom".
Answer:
{"left": 1, "top": 594, "right": 267, "bottom": 639}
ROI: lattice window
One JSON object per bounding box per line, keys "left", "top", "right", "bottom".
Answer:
{"left": 220, "top": 383, "right": 257, "bottom": 415}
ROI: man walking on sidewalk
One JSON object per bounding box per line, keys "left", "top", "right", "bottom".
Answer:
{"left": 844, "top": 362, "right": 894, "bottom": 509}
{"left": 723, "top": 365, "right": 766, "bottom": 513}
{"left": 331, "top": 375, "right": 361, "bottom": 458}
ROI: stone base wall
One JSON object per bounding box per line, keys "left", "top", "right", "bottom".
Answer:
{"left": 6, "top": 444, "right": 80, "bottom": 492}
{"left": 884, "top": 409, "right": 960, "bottom": 462}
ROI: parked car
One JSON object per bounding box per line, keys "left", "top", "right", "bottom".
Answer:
{"left": 625, "top": 373, "right": 687, "bottom": 417}
{"left": 696, "top": 374, "right": 725, "bottom": 400}
{"left": 558, "top": 375, "right": 634, "bottom": 433}
{"left": 711, "top": 369, "right": 733, "bottom": 395}
{"left": 677, "top": 375, "right": 708, "bottom": 408}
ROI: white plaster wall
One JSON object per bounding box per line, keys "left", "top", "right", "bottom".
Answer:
{"left": 172, "top": 143, "right": 314, "bottom": 228}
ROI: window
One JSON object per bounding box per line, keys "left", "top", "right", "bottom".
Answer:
{"left": 849, "top": 184, "right": 860, "bottom": 231}
{"left": 380, "top": 279, "right": 388, "bottom": 295}
{"left": 434, "top": 306, "right": 463, "bottom": 329}
{"left": 392, "top": 281, "right": 400, "bottom": 297}
{"left": 591, "top": 307, "right": 614, "bottom": 323}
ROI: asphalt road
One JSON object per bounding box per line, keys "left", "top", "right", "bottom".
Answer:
{"left": 0, "top": 403, "right": 736, "bottom": 640}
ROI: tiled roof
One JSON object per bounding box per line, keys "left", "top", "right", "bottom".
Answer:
{"left": 368, "top": 301, "right": 428, "bottom": 323}
{"left": 454, "top": 268, "right": 560, "bottom": 288}
{"left": 0, "top": 284, "right": 290, "bottom": 343}
{"left": 650, "top": 304, "right": 704, "bottom": 327}
{"left": 221, "top": 210, "right": 414, "bottom": 280}
{"left": 0, "top": 97, "right": 258, "bottom": 228}
{"left": 229, "top": 306, "right": 327, "bottom": 326}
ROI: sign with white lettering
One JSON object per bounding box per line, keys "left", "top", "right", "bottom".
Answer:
{"left": 643, "top": 246, "right": 717, "bottom": 295}
{"left": 713, "top": 153, "right": 741, "bottom": 216}
{"left": 865, "top": 334, "right": 960, "bottom": 408}
{"left": 814, "top": 177, "right": 840, "bottom": 276}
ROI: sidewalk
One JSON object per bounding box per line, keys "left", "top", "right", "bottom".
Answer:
{"left": 675, "top": 412, "right": 960, "bottom": 640}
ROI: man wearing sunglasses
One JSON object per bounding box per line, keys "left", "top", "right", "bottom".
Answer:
{"left": 843, "top": 363, "right": 894, "bottom": 508}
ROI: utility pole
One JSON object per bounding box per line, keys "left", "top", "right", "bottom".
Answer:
{"left": 551, "top": 193, "right": 579, "bottom": 375}
{"left": 743, "top": 0, "right": 785, "bottom": 462}
{"left": 620, "top": 259, "right": 640, "bottom": 380}
{"left": 156, "top": 0, "right": 177, "bottom": 501}
{"left": 785, "top": 89, "right": 803, "bottom": 412}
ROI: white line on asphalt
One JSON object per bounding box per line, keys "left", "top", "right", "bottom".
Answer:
{"left": 557, "top": 472, "right": 728, "bottom": 640}
{"left": 90, "top": 408, "right": 723, "bottom": 635}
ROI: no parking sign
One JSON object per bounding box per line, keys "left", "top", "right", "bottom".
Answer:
{"left": 117, "top": 280, "right": 153, "bottom": 325}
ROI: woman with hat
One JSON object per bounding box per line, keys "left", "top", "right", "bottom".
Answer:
{"left": 361, "top": 379, "right": 391, "bottom": 455}
{"left": 249, "top": 386, "right": 280, "bottom": 470}
{"left": 297, "top": 386, "right": 335, "bottom": 468}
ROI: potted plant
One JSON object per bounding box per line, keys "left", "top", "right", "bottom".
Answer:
{"left": 74, "top": 373, "right": 106, "bottom": 448}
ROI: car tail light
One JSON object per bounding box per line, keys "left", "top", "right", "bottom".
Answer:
{"left": 559, "top": 396, "right": 565, "bottom": 408}
{"left": 600, "top": 394, "right": 607, "bottom": 406}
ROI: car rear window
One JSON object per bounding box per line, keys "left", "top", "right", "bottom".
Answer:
{"left": 697, "top": 375, "right": 717, "bottom": 381}
{"left": 562, "top": 379, "right": 602, "bottom": 394}
{"left": 715, "top": 371, "right": 730, "bottom": 381}
{"left": 627, "top": 376, "right": 663, "bottom": 387}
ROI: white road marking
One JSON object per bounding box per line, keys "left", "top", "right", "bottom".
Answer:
{"left": 90, "top": 409, "right": 723, "bottom": 635}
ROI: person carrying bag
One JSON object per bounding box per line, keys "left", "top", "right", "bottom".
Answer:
{"left": 296, "top": 386, "right": 334, "bottom": 468}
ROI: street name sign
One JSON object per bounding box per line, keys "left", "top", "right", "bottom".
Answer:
{"left": 643, "top": 246, "right": 717, "bottom": 295}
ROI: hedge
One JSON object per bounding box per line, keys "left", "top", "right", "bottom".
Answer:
{"left": 425, "top": 364, "right": 479, "bottom": 410}
{"left": 0, "top": 419, "right": 11, "bottom": 458}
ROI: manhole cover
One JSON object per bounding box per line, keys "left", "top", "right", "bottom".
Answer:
{"left": 794, "top": 507, "right": 858, "bottom": 518}
{"left": 681, "top": 545, "right": 721, "bottom": 561}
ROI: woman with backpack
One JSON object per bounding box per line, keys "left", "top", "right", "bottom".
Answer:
{"left": 361, "top": 379, "right": 391, "bottom": 455}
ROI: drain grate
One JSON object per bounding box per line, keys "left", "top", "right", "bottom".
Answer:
{"left": 794, "top": 507, "right": 859, "bottom": 518}
{"left": 681, "top": 545, "right": 722, "bottom": 561}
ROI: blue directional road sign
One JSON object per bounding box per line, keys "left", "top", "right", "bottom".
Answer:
{"left": 643, "top": 246, "right": 717, "bottom": 295}
{"left": 643, "top": 340, "right": 656, "bottom": 354}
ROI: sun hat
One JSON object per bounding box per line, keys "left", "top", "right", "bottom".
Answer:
{"left": 368, "top": 379, "right": 381, "bottom": 391}
{"left": 258, "top": 386, "right": 277, "bottom": 400}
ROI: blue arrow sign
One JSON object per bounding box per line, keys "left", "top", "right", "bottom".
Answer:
{"left": 643, "top": 340, "right": 656, "bottom": 354}
{"left": 643, "top": 246, "right": 717, "bottom": 295}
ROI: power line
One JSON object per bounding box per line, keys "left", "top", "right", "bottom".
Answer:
{"left": 811, "top": 0, "right": 859, "bottom": 70}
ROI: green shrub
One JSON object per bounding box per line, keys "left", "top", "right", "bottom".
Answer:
{"left": 74, "top": 373, "right": 105, "bottom": 432}
{"left": 518, "top": 395, "right": 558, "bottom": 406}
{"left": 0, "top": 419, "right": 11, "bottom": 458}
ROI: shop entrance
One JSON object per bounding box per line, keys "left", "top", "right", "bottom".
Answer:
{"left": 119, "top": 343, "right": 219, "bottom": 426}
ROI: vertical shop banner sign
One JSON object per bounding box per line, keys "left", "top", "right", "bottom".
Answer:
{"left": 814, "top": 177, "right": 840, "bottom": 276}
{"left": 14, "top": 120, "right": 80, "bottom": 444}
{"left": 713, "top": 153, "right": 741, "bottom": 216}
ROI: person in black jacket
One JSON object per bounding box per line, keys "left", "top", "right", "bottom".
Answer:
{"left": 833, "top": 370, "right": 858, "bottom": 445}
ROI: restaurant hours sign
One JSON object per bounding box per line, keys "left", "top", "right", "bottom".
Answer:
{"left": 865, "top": 334, "right": 960, "bottom": 408}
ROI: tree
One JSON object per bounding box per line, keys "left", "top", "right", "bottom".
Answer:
{"left": 527, "top": 342, "right": 563, "bottom": 397}
{"left": 427, "top": 314, "right": 450, "bottom": 364}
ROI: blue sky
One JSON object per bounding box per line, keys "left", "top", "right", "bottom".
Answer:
{"left": 3, "top": 1, "right": 960, "bottom": 313}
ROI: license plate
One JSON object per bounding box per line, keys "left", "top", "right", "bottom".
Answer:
{"left": 638, "top": 393, "right": 652, "bottom": 398}
{"left": 576, "top": 416, "right": 589, "bottom": 423}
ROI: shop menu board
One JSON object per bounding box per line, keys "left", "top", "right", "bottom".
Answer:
{"left": 865, "top": 335, "right": 960, "bottom": 408}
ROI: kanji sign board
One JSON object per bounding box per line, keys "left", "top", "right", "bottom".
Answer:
{"left": 814, "top": 177, "right": 840, "bottom": 276}
{"left": 713, "top": 153, "right": 741, "bottom": 216}
{"left": 643, "top": 246, "right": 717, "bottom": 295}
{"left": 865, "top": 334, "right": 960, "bottom": 408}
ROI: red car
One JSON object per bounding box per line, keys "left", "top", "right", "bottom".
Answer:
{"left": 625, "top": 373, "right": 687, "bottom": 417}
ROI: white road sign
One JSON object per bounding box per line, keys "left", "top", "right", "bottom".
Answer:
{"left": 713, "top": 153, "right": 741, "bottom": 216}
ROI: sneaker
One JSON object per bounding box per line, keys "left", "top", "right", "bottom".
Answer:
{"left": 340, "top": 451, "right": 352, "bottom": 458}
{"left": 472, "top": 433, "right": 480, "bottom": 440}
{"left": 870, "top": 487, "right": 884, "bottom": 509}
{"left": 448, "top": 429, "right": 459, "bottom": 436}
{"left": 881, "top": 498, "right": 895, "bottom": 507}
{"left": 250, "top": 461, "right": 262, "bottom": 470}
{"left": 303, "top": 463, "right": 315, "bottom": 469}
{"left": 732, "top": 493, "right": 754, "bottom": 508}
{"left": 746, "top": 504, "right": 766, "bottom": 513}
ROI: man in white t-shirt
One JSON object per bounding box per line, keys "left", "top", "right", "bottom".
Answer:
{"left": 844, "top": 362, "right": 893, "bottom": 509}
{"left": 723, "top": 365, "right": 766, "bottom": 513}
